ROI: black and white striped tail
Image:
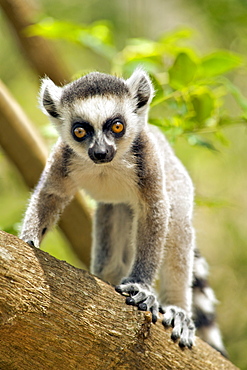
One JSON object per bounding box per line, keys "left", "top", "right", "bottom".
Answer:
{"left": 192, "top": 250, "right": 227, "bottom": 357}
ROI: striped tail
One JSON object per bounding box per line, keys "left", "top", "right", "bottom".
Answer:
{"left": 192, "top": 249, "right": 227, "bottom": 357}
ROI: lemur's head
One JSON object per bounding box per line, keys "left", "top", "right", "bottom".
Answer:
{"left": 40, "top": 68, "right": 154, "bottom": 164}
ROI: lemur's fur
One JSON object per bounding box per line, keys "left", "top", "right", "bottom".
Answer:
{"left": 20, "top": 68, "right": 226, "bottom": 355}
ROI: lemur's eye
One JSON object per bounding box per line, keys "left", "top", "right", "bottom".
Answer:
{"left": 111, "top": 122, "right": 124, "bottom": 134}
{"left": 74, "top": 127, "right": 86, "bottom": 139}
{"left": 72, "top": 121, "right": 94, "bottom": 141}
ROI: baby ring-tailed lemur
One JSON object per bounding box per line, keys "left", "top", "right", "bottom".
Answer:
{"left": 19, "top": 68, "right": 226, "bottom": 355}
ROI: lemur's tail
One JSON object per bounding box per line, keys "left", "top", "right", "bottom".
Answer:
{"left": 192, "top": 249, "right": 227, "bottom": 357}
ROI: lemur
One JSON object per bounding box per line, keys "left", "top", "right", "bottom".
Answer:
{"left": 19, "top": 68, "right": 226, "bottom": 355}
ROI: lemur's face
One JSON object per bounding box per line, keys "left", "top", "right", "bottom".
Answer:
{"left": 40, "top": 69, "right": 154, "bottom": 164}
{"left": 71, "top": 113, "right": 124, "bottom": 164}
{"left": 60, "top": 95, "right": 138, "bottom": 164}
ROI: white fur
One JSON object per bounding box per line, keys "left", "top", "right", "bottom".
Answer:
{"left": 58, "top": 95, "right": 139, "bottom": 163}
{"left": 39, "top": 78, "right": 62, "bottom": 117}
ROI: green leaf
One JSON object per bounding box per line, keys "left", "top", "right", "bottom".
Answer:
{"left": 149, "top": 117, "right": 172, "bottom": 129}
{"left": 187, "top": 134, "right": 217, "bottom": 151}
{"left": 25, "top": 18, "right": 116, "bottom": 60}
{"left": 25, "top": 18, "right": 81, "bottom": 40}
{"left": 200, "top": 51, "right": 243, "bottom": 78}
{"left": 159, "top": 28, "right": 194, "bottom": 45}
{"left": 121, "top": 58, "right": 163, "bottom": 77}
{"left": 191, "top": 89, "right": 215, "bottom": 125}
{"left": 120, "top": 38, "right": 165, "bottom": 64}
{"left": 169, "top": 52, "right": 197, "bottom": 89}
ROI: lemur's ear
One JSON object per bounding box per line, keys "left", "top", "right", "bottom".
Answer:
{"left": 39, "top": 78, "right": 62, "bottom": 119}
{"left": 126, "top": 67, "right": 154, "bottom": 111}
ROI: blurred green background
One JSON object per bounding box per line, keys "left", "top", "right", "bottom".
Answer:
{"left": 1, "top": 0, "right": 247, "bottom": 368}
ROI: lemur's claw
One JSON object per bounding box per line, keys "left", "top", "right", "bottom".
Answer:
{"left": 138, "top": 302, "right": 147, "bottom": 311}
{"left": 115, "top": 281, "right": 159, "bottom": 323}
{"left": 125, "top": 296, "right": 135, "bottom": 305}
{"left": 162, "top": 305, "right": 195, "bottom": 349}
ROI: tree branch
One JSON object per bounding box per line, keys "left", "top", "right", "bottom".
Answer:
{"left": 0, "top": 80, "right": 92, "bottom": 267}
{"left": 0, "top": 0, "right": 93, "bottom": 264}
{"left": 0, "top": 0, "right": 70, "bottom": 84}
{"left": 0, "top": 231, "right": 238, "bottom": 370}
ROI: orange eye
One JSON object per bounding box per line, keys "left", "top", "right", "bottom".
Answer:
{"left": 111, "top": 122, "right": 124, "bottom": 134}
{"left": 74, "top": 127, "right": 86, "bottom": 139}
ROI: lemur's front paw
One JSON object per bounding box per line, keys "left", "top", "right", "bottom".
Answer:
{"left": 161, "top": 305, "right": 195, "bottom": 349}
{"left": 115, "top": 279, "right": 159, "bottom": 323}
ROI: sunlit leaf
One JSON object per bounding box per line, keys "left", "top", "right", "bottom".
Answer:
{"left": 169, "top": 52, "right": 197, "bottom": 89}
{"left": 199, "top": 51, "right": 243, "bottom": 78}
{"left": 26, "top": 18, "right": 116, "bottom": 60}
{"left": 25, "top": 18, "right": 83, "bottom": 40}
{"left": 120, "top": 38, "right": 165, "bottom": 64}
{"left": 149, "top": 117, "right": 173, "bottom": 129}
{"left": 89, "top": 22, "right": 114, "bottom": 45}
{"left": 191, "top": 89, "right": 215, "bottom": 125}
{"left": 121, "top": 58, "right": 163, "bottom": 77}
{"left": 159, "top": 28, "right": 194, "bottom": 45}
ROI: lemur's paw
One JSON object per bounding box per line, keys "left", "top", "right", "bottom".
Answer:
{"left": 115, "top": 280, "right": 159, "bottom": 323}
{"left": 22, "top": 239, "right": 39, "bottom": 248}
{"left": 26, "top": 240, "right": 35, "bottom": 247}
{"left": 162, "top": 305, "right": 195, "bottom": 349}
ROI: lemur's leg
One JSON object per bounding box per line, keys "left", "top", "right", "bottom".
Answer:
{"left": 115, "top": 134, "right": 170, "bottom": 324}
{"left": 158, "top": 161, "right": 196, "bottom": 348}
{"left": 91, "top": 203, "right": 134, "bottom": 286}
{"left": 115, "top": 195, "right": 169, "bottom": 324}
{"left": 193, "top": 250, "right": 227, "bottom": 357}
{"left": 19, "top": 142, "right": 76, "bottom": 247}
{"left": 159, "top": 214, "right": 195, "bottom": 348}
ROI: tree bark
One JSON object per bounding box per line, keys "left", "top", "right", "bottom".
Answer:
{"left": 0, "top": 231, "right": 238, "bottom": 370}
{"left": 0, "top": 80, "right": 92, "bottom": 267}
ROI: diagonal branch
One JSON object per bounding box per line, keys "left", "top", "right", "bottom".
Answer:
{"left": 0, "top": 0, "right": 70, "bottom": 84}
{"left": 0, "top": 80, "right": 92, "bottom": 267}
{"left": 0, "top": 231, "right": 238, "bottom": 370}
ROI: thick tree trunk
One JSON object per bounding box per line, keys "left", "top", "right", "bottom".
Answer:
{"left": 0, "top": 231, "right": 238, "bottom": 370}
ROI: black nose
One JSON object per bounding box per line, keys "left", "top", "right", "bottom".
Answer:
{"left": 94, "top": 148, "right": 108, "bottom": 161}
{"left": 88, "top": 143, "right": 115, "bottom": 163}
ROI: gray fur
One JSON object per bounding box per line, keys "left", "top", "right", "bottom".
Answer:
{"left": 91, "top": 203, "right": 134, "bottom": 285}
{"left": 19, "top": 68, "right": 226, "bottom": 354}
{"left": 61, "top": 72, "right": 130, "bottom": 104}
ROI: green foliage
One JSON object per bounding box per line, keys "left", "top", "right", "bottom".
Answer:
{"left": 26, "top": 19, "right": 116, "bottom": 60}
{"left": 26, "top": 19, "right": 246, "bottom": 150}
